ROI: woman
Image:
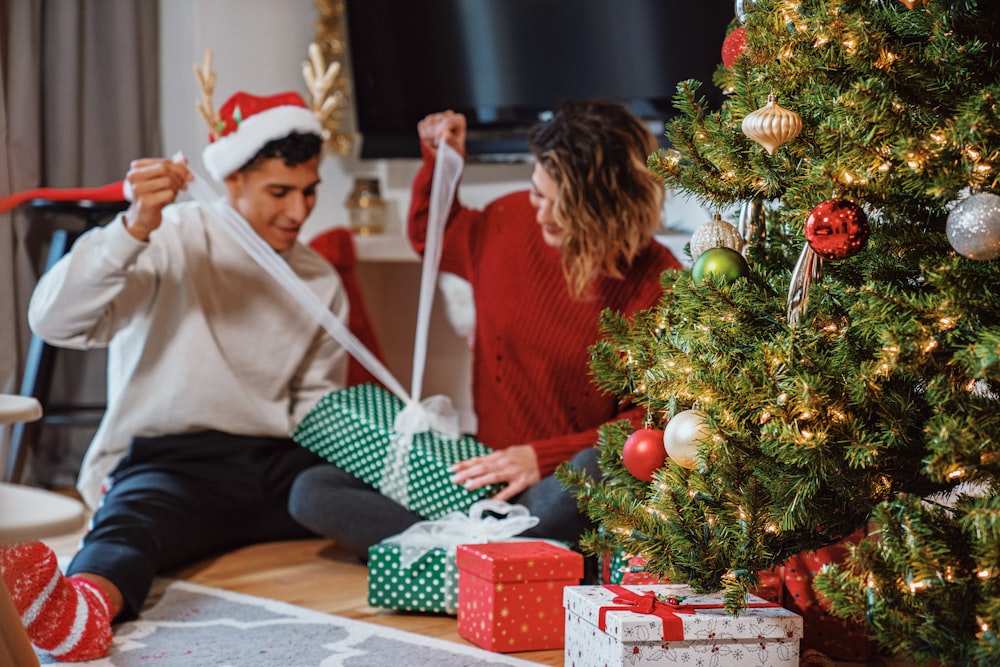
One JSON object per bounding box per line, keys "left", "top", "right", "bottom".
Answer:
{"left": 289, "top": 99, "right": 682, "bottom": 557}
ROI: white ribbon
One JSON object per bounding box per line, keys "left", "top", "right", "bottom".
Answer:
{"left": 184, "top": 172, "right": 411, "bottom": 402}
{"left": 389, "top": 499, "right": 540, "bottom": 570}
{"left": 183, "top": 146, "right": 467, "bottom": 440}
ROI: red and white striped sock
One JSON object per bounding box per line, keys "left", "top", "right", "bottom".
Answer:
{"left": 0, "top": 541, "right": 113, "bottom": 662}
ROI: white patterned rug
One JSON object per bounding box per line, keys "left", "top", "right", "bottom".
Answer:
{"left": 35, "top": 579, "right": 539, "bottom": 667}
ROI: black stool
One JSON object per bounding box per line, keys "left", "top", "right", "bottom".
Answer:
{"left": 4, "top": 198, "right": 129, "bottom": 484}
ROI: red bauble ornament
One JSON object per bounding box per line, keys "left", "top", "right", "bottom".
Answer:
{"left": 622, "top": 428, "right": 667, "bottom": 482}
{"left": 721, "top": 27, "right": 747, "bottom": 69}
{"left": 804, "top": 199, "right": 871, "bottom": 260}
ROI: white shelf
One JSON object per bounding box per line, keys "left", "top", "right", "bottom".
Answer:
{"left": 353, "top": 234, "right": 419, "bottom": 262}
{"left": 352, "top": 231, "right": 692, "bottom": 265}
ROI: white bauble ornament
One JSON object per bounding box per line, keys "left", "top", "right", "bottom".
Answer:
{"left": 663, "top": 409, "right": 712, "bottom": 469}
{"left": 690, "top": 213, "right": 744, "bottom": 261}
{"left": 946, "top": 192, "right": 1000, "bottom": 261}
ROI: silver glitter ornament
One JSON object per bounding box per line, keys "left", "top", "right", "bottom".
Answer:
{"left": 690, "top": 213, "right": 744, "bottom": 261}
{"left": 946, "top": 192, "right": 1000, "bottom": 261}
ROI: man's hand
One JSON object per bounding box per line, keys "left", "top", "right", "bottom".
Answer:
{"left": 417, "top": 110, "right": 467, "bottom": 160}
{"left": 449, "top": 444, "right": 541, "bottom": 502}
{"left": 123, "top": 156, "right": 192, "bottom": 241}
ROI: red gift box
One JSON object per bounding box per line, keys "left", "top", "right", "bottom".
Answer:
{"left": 456, "top": 540, "right": 583, "bottom": 652}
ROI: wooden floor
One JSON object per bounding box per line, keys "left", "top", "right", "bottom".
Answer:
{"left": 43, "top": 525, "right": 562, "bottom": 666}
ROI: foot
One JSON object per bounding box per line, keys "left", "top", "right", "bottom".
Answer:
{"left": 0, "top": 541, "right": 113, "bottom": 661}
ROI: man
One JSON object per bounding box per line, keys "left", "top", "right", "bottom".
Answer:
{"left": 0, "top": 89, "right": 347, "bottom": 661}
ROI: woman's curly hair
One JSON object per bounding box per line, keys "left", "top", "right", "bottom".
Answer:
{"left": 528, "top": 99, "right": 663, "bottom": 300}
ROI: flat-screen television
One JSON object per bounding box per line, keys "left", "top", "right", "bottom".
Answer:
{"left": 345, "top": 0, "right": 734, "bottom": 161}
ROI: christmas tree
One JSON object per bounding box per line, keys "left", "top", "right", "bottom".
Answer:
{"left": 558, "top": 1, "right": 1000, "bottom": 665}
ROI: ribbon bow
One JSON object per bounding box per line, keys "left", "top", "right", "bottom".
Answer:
{"left": 598, "top": 585, "right": 780, "bottom": 641}
{"left": 388, "top": 499, "right": 540, "bottom": 570}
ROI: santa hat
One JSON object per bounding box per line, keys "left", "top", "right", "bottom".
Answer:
{"left": 201, "top": 90, "right": 323, "bottom": 182}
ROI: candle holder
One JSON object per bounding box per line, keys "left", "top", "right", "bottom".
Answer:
{"left": 344, "top": 177, "right": 386, "bottom": 235}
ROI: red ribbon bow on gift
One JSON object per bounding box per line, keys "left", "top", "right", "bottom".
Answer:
{"left": 597, "top": 585, "right": 780, "bottom": 641}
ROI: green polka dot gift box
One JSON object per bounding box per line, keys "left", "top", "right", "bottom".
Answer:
{"left": 368, "top": 541, "right": 459, "bottom": 614}
{"left": 291, "top": 383, "right": 501, "bottom": 520}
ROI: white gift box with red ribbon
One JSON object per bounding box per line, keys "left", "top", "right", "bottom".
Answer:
{"left": 563, "top": 583, "right": 803, "bottom": 667}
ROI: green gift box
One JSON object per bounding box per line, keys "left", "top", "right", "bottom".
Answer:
{"left": 291, "top": 383, "right": 500, "bottom": 519}
{"left": 367, "top": 541, "right": 459, "bottom": 614}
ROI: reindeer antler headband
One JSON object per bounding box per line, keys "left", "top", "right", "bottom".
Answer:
{"left": 196, "top": 44, "right": 342, "bottom": 181}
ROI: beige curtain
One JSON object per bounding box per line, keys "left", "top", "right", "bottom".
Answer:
{"left": 0, "top": 0, "right": 160, "bottom": 484}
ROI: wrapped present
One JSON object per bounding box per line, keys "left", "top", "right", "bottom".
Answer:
{"left": 599, "top": 548, "right": 629, "bottom": 585}
{"left": 292, "top": 383, "right": 501, "bottom": 519}
{"left": 781, "top": 532, "right": 874, "bottom": 663}
{"left": 368, "top": 500, "right": 540, "bottom": 615}
{"left": 563, "top": 584, "right": 803, "bottom": 667}
{"left": 753, "top": 567, "right": 784, "bottom": 606}
{"left": 457, "top": 540, "right": 584, "bottom": 652}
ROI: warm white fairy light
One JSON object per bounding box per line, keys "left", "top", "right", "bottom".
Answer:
{"left": 800, "top": 410, "right": 814, "bottom": 420}
{"left": 876, "top": 50, "right": 897, "bottom": 69}
{"left": 878, "top": 161, "right": 892, "bottom": 173}
{"left": 978, "top": 569, "right": 991, "bottom": 579}
{"left": 966, "top": 147, "right": 982, "bottom": 161}
{"left": 929, "top": 131, "right": 946, "bottom": 144}
{"left": 947, "top": 468, "right": 966, "bottom": 480}
{"left": 974, "top": 163, "right": 992, "bottom": 174}
{"left": 909, "top": 580, "right": 928, "bottom": 593}
{"left": 923, "top": 339, "right": 938, "bottom": 353}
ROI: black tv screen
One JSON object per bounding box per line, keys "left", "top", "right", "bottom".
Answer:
{"left": 346, "top": 0, "right": 733, "bottom": 160}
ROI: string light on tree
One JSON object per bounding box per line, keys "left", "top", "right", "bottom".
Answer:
{"left": 742, "top": 94, "right": 802, "bottom": 155}
{"left": 622, "top": 428, "right": 668, "bottom": 482}
{"left": 690, "top": 213, "right": 744, "bottom": 261}
{"left": 663, "top": 410, "right": 712, "bottom": 469}
{"left": 945, "top": 192, "right": 1000, "bottom": 260}
{"left": 804, "top": 198, "right": 871, "bottom": 259}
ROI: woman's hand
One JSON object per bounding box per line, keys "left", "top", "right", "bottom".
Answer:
{"left": 450, "top": 444, "right": 540, "bottom": 502}
{"left": 123, "top": 156, "right": 192, "bottom": 241}
{"left": 417, "top": 110, "right": 467, "bottom": 160}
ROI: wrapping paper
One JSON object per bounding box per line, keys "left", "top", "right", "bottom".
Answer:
{"left": 563, "top": 584, "right": 802, "bottom": 667}
{"left": 457, "top": 541, "right": 583, "bottom": 652}
{"left": 367, "top": 501, "right": 539, "bottom": 614}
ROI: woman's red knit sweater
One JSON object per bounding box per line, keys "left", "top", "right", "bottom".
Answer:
{"left": 408, "top": 155, "right": 683, "bottom": 476}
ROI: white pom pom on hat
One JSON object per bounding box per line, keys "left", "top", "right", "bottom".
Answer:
{"left": 201, "top": 90, "right": 322, "bottom": 182}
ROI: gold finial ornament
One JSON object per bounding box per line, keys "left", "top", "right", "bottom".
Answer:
{"left": 741, "top": 94, "right": 802, "bottom": 155}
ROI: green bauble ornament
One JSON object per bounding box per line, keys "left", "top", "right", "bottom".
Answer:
{"left": 691, "top": 246, "right": 750, "bottom": 284}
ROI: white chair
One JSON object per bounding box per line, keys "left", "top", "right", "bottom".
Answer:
{"left": 1, "top": 394, "right": 87, "bottom": 667}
